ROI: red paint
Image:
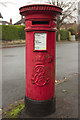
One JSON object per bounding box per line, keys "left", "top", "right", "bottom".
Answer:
{"left": 19, "top": 4, "right": 62, "bottom": 101}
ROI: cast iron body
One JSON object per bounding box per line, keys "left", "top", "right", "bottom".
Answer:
{"left": 19, "top": 4, "right": 62, "bottom": 116}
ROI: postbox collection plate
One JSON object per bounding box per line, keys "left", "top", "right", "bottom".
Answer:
{"left": 34, "top": 33, "right": 47, "bottom": 51}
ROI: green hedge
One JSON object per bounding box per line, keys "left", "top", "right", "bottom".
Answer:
{"left": 15, "top": 25, "right": 25, "bottom": 40}
{"left": 57, "top": 30, "right": 69, "bottom": 40}
{"left": 2, "top": 25, "right": 75, "bottom": 41}
{"left": 2, "top": 25, "right": 25, "bottom": 41}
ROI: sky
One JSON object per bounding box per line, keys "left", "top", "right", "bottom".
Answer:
{"left": 0, "top": 0, "right": 79, "bottom": 24}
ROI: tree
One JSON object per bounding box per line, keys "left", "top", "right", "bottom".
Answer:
{"left": 47, "top": 0, "right": 77, "bottom": 29}
{"left": 0, "top": 1, "right": 15, "bottom": 7}
{"left": 0, "top": 1, "right": 15, "bottom": 18}
{"left": 0, "top": 1, "right": 10, "bottom": 7}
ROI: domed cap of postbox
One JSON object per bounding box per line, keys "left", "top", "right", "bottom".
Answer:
{"left": 19, "top": 4, "right": 62, "bottom": 17}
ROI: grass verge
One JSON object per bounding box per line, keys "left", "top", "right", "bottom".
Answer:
{"left": 2, "top": 99, "right": 25, "bottom": 118}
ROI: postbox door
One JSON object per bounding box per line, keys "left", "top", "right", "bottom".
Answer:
{"left": 26, "top": 31, "right": 56, "bottom": 101}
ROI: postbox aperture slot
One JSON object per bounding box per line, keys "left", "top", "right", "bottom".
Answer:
{"left": 32, "top": 21, "right": 49, "bottom": 25}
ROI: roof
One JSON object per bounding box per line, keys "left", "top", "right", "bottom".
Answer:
{"left": 62, "top": 22, "right": 74, "bottom": 25}
{"left": 0, "top": 21, "right": 11, "bottom": 25}
{"left": 14, "top": 18, "right": 25, "bottom": 25}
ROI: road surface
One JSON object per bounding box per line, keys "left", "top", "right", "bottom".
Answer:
{"left": 1, "top": 42, "right": 78, "bottom": 108}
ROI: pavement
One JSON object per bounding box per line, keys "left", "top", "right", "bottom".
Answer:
{"left": 1, "top": 41, "right": 79, "bottom": 119}
{"left": 1, "top": 44, "right": 25, "bottom": 49}
{"left": 1, "top": 41, "right": 77, "bottom": 48}
{"left": 18, "top": 73, "right": 78, "bottom": 118}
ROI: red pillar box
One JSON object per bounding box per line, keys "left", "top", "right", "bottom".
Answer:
{"left": 19, "top": 4, "right": 62, "bottom": 116}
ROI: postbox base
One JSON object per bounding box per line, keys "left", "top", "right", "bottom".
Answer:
{"left": 25, "top": 96, "right": 56, "bottom": 117}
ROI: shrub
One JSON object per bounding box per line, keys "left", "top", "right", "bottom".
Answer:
{"left": 2, "top": 25, "right": 25, "bottom": 41}
{"left": 57, "top": 30, "right": 69, "bottom": 40}
{"left": 15, "top": 25, "right": 25, "bottom": 40}
{"left": 68, "top": 28, "right": 75, "bottom": 35}
{"left": 68, "top": 27, "right": 78, "bottom": 40}
{"left": 75, "top": 33, "right": 78, "bottom": 40}
{"left": 77, "top": 25, "right": 80, "bottom": 39}
{"left": 0, "top": 26, "right": 2, "bottom": 40}
{"left": 2, "top": 25, "right": 19, "bottom": 40}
